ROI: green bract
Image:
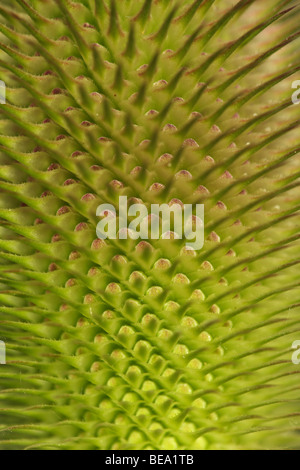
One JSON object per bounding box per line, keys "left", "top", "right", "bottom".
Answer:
{"left": 0, "top": 0, "right": 299, "bottom": 450}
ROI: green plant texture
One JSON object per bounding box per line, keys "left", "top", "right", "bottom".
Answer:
{"left": 0, "top": 0, "right": 299, "bottom": 450}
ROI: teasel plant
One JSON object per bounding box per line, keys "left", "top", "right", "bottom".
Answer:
{"left": 0, "top": 0, "right": 299, "bottom": 450}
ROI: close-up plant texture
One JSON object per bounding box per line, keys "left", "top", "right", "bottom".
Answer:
{"left": 0, "top": 0, "right": 299, "bottom": 451}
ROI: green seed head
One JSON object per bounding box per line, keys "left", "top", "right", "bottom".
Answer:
{"left": 0, "top": 0, "right": 299, "bottom": 450}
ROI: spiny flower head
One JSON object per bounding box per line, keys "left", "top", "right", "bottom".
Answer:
{"left": 0, "top": 0, "right": 299, "bottom": 450}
